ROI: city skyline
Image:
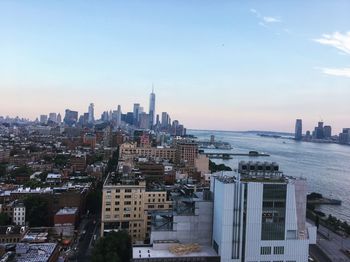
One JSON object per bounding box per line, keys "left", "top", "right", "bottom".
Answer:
{"left": 1, "top": 1, "right": 350, "bottom": 132}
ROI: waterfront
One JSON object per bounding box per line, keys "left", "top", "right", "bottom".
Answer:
{"left": 190, "top": 129, "right": 350, "bottom": 223}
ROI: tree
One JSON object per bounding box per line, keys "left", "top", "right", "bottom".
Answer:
{"left": 209, "top": 160, "right": 232, "bottom": 173}
{"left": 0, "top": 213, "right": 10, "bottom": 226}
{"left": 91, "top": 231, "right": 132, "bottom": 262}
{"left": 23, "top": 195, "right": 50, "bottom": 227}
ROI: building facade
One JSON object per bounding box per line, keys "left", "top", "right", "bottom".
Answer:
{"left": 211, "top": 162, "right": 316, "bottom": 262}
{"left": 101, "top": 174, "right": 172, "bottom": 243}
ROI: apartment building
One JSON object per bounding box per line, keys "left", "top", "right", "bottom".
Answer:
{"left": 101, "top": 173, "right": 172, "bottom": 243}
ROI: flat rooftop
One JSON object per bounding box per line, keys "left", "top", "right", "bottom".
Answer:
{"left": 56, "top": 207, "right": 78, "bottom": 215}
{"left": 133, "top": 245, "right": 218, "bottom": 259}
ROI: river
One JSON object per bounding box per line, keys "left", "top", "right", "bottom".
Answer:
{"left": 189, "top": 129, "right": 350, "bottom": 223}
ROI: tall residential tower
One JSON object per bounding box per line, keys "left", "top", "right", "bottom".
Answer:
{"left": 149, "top": 88, "right": 156, "bottom": 129}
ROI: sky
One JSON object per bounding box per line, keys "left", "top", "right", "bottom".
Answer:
{"left": 0, "top": 0, "right": 350, "bottom": 133}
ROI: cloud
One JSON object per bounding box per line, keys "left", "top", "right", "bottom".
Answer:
{"left": 249, "top": 8, "right": 282, "bottom": 26}
{"left": 263, "top": 16, "right": 281, "bottom": 23}
{"left": 314, "top": 31, "right": 350, "bottom": 55}
{"left": 320, "top": 67, "right": 350, "bottom": 78}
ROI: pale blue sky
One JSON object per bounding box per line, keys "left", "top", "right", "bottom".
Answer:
{"left": 0, "top": 0, "right": 349, "bottom": 132}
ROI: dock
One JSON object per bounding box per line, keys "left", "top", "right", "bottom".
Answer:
{"left": 202, "top": 152, "right": 270, "bottom": 159}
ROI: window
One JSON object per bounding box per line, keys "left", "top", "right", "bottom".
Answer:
{"left": 115, "top": 195, "right": 120, "bottom": 198}
{"left": 105, "top": 208, "right": 111, "bottom": 212}
{"left": 115, "top": 201, "right": 120, "bottom": 205}
{"left": 158, "top": 205, "right": 164, "bottom": 208}
{"left": 116, "top": 189, "right": 120, "bottom": 193}
{"left": 124, "top": 214, "right": 130, "bottom": 218}
{"left": 125, "top": 189, "right": 132, "bottom": 193}
{"left": 148, "top": 205, "right": 154, "bottom": 208}
{"left": 125, "top": 195, "right": 132, "bottom": 199}
{"left": 115, "top": 208, "right": 119, "bottom": 211}
{"left": 124, "top": 201, "right": 131, "bottom": 205}
{"left": 273, "top": 246, "right": 284, "bottom": 255}
{"left": 260, "top": 246, "right": 271, "bottom": 255}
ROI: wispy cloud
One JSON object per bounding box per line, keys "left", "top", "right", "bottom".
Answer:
{"left": 314, "top": 31, "right": 350, "bottom": 55}
{"left": 314, "top": 32, "right": 350, "bottom": 78}
{"left": 263, "top": 16, "right": 281, "bottom": 23}
{"left": 250, "top": 8, "right": 282, "bottom": 26}
{"left": 319, "top": 67, "right": 350, "bottom": 78}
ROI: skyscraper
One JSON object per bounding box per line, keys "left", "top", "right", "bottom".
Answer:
{"left": 88, "top": 103, "right": 94, "bottom": 123}
{"left": 149, "top": 88, "right": 156, "bottom": 129}
{"left": 294, "top": 119, "right": 302, "bottom": 140}
{"left": 133, "top": 103, "right": 140, "bottom": 126}
{"left": 116, "top": 105, "right": 122, "bottom": 127}
{"left": 48, "top": 112, "right": 57, "bottom": 122}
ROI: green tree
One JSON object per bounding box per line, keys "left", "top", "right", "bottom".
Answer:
{"left": 209, "top": 160, "right": 232, "bottom": 173}
{"left": 23, "top": 195, "right": 50, "bottom": 227}
{"left": 0, "top": 213, "right": 10, "bottom": 226}
{"left": 91, "top": 231, "right": 132, "bottom": 262}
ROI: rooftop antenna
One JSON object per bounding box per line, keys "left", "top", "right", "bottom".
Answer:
{"left": 152, "top": 83, "right": 154, "bottom": 93}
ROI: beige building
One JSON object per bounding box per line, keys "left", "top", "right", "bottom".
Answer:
{"left": 175, "top": 141, "right": 198, "bottom": 166}
{"left": 119, "top": 142, "right": 176, "bottom": 162}
{"left": 101, "top": 174, "right": 172, "bottom": 243}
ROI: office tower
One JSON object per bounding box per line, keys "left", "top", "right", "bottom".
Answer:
{"left": 139, "top": 113, "right": 150, "bottom": 129}
{"left": 101, "top": 111, "right": 109, "bottom": 122}
{"left": 149, "top": 89, "right": 156, "bottom": 129}
{"left": 101, "top": 173, "right": 172, "bottom": 243}
{"left": 211, "top": 161, "right": 316, "bottom": 262}
{"left": 64, "top": 109, "right": 78, "bottom": 126}
{"left": 48, "top": 112, "right": 57, "bottom": 122}
{"left": 323, "top": 125, "right": 332, "bottom": 139}
{"left": 294, "top": 119, "right": 302, "bottom": 140}
{"left": 315, "top": 121, "right": 324, "bottom": 139}
{"left": 161, "top": 112, "right": 168, "bottom": 129}
{"left": 339, "top": 128, "right": 350, "bottom": 144}
{"left": 133, "top": 103, "right": 140, "bottom": 126}
{"left": 56, "top": 113, "right": 62, "bottom": 124}
{"left": 125, "top": 112, "right": 134, "bottom": 125}
{"left": 155, "top": 114, "right": 160, "bottom": 126}
{"left": 88, "top": 103, "right": 94, "bottom": 123}
{"left": 39, "top": 115, "right": 48, "bottom": 124}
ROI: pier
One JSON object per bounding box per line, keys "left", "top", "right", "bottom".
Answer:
{"left": 202, "top": 152, "right": 270, "bottom": 159}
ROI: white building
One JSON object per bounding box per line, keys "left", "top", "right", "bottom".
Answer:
{"left": 13, "top": 202, "right": 26, "bottom": 226}
{"left": 211, "top": 161, "right": 316, "bottom": 262}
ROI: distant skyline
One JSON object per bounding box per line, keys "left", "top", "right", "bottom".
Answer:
{"left": 1, "top": 1, "right": 349, "bottom": 133}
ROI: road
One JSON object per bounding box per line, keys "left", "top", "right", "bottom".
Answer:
{"left": 308, "top": 219, "right": 350, "bottom": 261}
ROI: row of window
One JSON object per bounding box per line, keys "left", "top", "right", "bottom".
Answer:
{"left": 260, "top": 246, "right": 284, "bottom": 255}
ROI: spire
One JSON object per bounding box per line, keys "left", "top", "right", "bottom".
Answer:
{"left": 152, "top": 83, "right": 154, "bottom": 94}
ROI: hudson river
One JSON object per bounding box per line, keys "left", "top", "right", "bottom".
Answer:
{"left": 189, "top": 130, "right": 350, "bottom": 223}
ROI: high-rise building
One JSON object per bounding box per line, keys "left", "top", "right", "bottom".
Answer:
{"left": 64, "top": 109, "right": 78, "bottom": 126}
{"left": 294, "top": 119, "right": 302, "bottom": 140}
{"left": 88, "top": 103, "right": 94, "bottom": 123}
{"left": 40, "top": 115, "right": 48, "bottom": 124}
{"left": 323, "top": 125, "right": 332, "bottom": 139}
{"left": 161, "top": 112, "right": 169, "bottom": 129}
{"left": 315, "top": 121, "right": 324, "bottom": 139}
{"left": 149, "top": 89, "right": 156, "bottom": 129}
{"left": 48, "top": 112, "right": 57, "bottom": 122}
{"left": 133, "top": 103, "right": 140, "bottom": 126}
{"left": 211, "top": 161, "right": 316, "bottom": 262}
{"left": 116, "top": 105, "right": 122, "bottom": 127}
{"left": 139, "top": 113, "right": 150, "bottom": 130}
{"left": 56, "top": 113, "right": 62, "bottom": 124}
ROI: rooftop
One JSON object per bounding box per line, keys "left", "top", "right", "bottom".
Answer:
{"left": 133, "top": 245, "right": 218, "bottom": 259}
{"left": 56, "top": 207, "right": 78, "bottom": 216}
{"left": 15, "top": 243, "right": 57, "bottom": 262}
